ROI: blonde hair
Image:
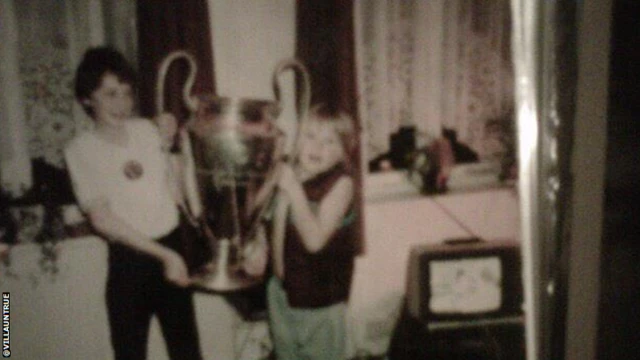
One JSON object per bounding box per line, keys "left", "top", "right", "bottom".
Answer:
{"left": 296, "top": 103, "right": 358, "bottom": 171}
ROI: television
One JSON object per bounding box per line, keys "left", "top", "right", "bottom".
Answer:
{"left": 406, "top": 238, "right": 523, "bottom": 328}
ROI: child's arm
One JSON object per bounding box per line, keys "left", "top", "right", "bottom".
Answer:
{"left": 84, "top": 200, "right": 192, "bottom": 287}
{"left": 271, "top": 192, "right": 290, "bottom": 278}
{"left": 278, "top": 165, "right": 354, "bottom": 253}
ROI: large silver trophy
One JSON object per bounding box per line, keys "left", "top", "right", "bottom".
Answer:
{"left": 156, "top": 51, "right": 310, "bottom": 292}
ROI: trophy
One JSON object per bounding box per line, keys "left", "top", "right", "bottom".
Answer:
{"left": 156, "top": 51, "right": 310, "bottom": 292}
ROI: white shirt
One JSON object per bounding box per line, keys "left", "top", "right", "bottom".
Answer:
{"left": 64, "top": 118, "right": 179, "bottom": 238}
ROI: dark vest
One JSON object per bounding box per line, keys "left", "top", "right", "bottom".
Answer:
{"left": 283, "top": 165, "right": 357, "bottom": 308}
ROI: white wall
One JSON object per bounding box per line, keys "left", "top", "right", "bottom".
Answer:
{"left": 208, "top": 0, "right": 299, "bottom": 152}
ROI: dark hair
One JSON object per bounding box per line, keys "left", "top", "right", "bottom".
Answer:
{"left": 74, "top": 46, "right": 137, "bottom": 116}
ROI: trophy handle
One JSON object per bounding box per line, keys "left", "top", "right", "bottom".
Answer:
{"left": 272, "top": 58, "right": 311, "bottom": 136}
{"left": 156, "top": 50, "right": 200, "bottom": 115}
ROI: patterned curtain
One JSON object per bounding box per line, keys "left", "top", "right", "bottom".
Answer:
{"left": 0, "top": 0, "right": 119, "bottom": 201}
{"left": 356, "top": 0, "right": 513, "bottom": 162}
{"left": 0, "top": 0, "right": 32, "bottom": 196}
{"left": 445, "top": 0, "right": 514, "bottom": 161}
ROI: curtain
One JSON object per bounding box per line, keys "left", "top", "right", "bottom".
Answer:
{"left": 296, "top": 0, "right": 358, "bottom": 117}
{"left": 136, "top": 0, "right": 215, "bottom": 123}
{"left": 0, "top": 0, "right": 109, "bottom": 200}
{"left": 355, "top": 0, "right": 513, "bottom": 162}
{"left": 0, "top": 0, "right": 32, "bottom": 197}
{"left": 445, "top": 0, "right": 513, "bottom": 160}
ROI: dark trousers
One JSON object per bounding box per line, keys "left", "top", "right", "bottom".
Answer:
{"left": 106, "top": 228, "right": 203, "bottom": 360}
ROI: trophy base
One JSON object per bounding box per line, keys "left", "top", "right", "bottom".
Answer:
{"left": 190, "top": 262, "right": 263, "bottom": 293}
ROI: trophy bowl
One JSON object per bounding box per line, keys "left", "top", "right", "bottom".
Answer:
{"left": 187, "top": 95, "right": 284, "bottom": 292}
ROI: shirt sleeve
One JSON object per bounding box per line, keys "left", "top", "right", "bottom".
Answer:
{"left": 64, "top": 142, "right": 107, "bottom": 212}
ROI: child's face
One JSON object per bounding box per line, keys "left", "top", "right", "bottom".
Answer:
{"left": 297, "top": 121, "right": 345, "bottom": 177}
{"left": 85, "top": 72, "right": 134, "bottom": 126}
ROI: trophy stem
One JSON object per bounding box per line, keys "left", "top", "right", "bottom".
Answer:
{"left": 191, "top": 239, "right": 262, "bottom": 293}
{"left": 217, "top": 238, "right": 230, "bottom": 273}
{"left": 229, "top": 178, "right": 241, "bottom": 248}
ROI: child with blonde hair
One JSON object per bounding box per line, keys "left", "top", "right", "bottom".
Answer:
{"left": 265, "top": 104, "right": 358, "bottom": 360}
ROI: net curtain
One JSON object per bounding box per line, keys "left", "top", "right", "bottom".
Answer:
{"left": 355, "top": 0, "right": 513, "bottom": 162}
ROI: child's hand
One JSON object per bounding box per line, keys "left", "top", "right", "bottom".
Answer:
{"left": 156, "top": 112, "right": 178, "bottom": 149}
{"left": 241, "top": 225, "right": 269, "bottom": 277}
{"left": 162, "top": 250, "right": 192, "bottom": 287}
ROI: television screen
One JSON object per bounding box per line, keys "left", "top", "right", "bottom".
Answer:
{"left": 406, "top": 239, "right": 522, "bottom": 323}
{"left": 429, "top": 256, "right": 502, "bottom": 314}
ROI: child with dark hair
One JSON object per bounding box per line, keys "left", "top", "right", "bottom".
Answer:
{"left": 64, "top": 46, "right": 202, "bottom": 360}
{"left": 74, "top": 47, "right": 137, "bottom": 117}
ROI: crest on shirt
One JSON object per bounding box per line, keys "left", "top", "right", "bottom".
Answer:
{"left": 123, "top": 160, "right": 144, "bottom": 180}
